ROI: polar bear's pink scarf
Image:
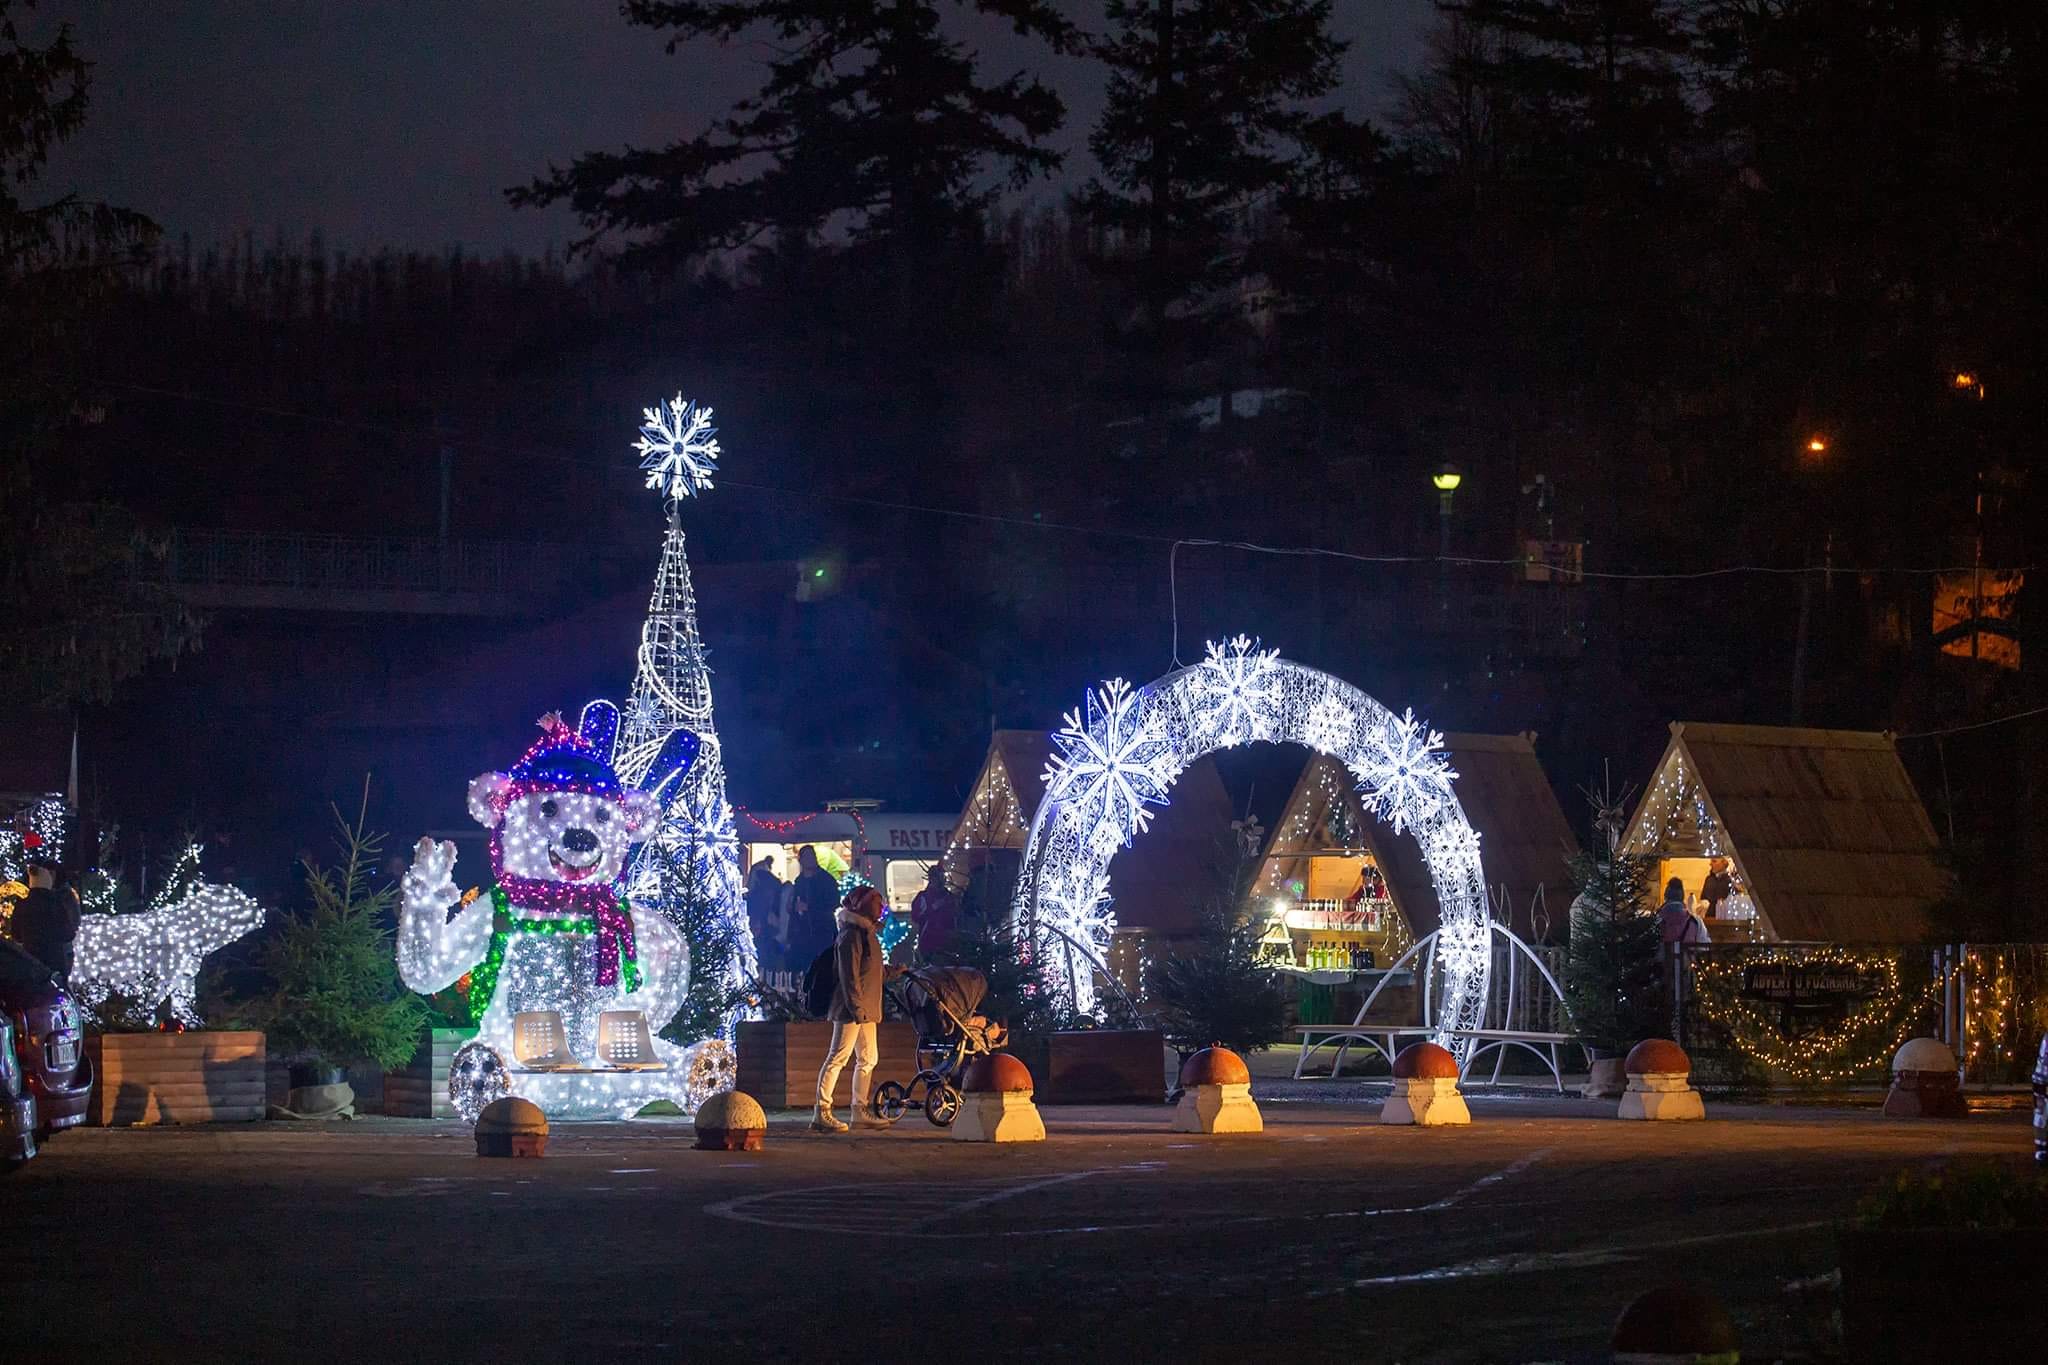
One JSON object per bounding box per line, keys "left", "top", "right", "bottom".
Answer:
{"left": 488, "top": 832, "right": 639, "bottom": 992}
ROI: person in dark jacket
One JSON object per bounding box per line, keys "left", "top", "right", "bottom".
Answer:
{"left": 744, "top": 857, "right": 787, "bottom": 974}
{"left": 788, "top": 845, "right": 841, "bottom": 965}
{"left": 909, "top": 864, "right": 959, "bottom": 961}
{"left": 8, "top": 862, "right": 80, "bottom": 984}
{"left": 812, "top": 885, "right": 899, "bottom": 1133}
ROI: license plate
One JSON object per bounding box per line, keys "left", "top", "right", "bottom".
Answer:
{"left": 48, "top": 1037, "right": 77, "bottom": 1070}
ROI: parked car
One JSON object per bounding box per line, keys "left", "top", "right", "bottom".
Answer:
{"left": 2, "top": 1013, "right": 37, "bottom": 1169}
{"left": 0, "top": 939, "right": 93, "bottom": 1138}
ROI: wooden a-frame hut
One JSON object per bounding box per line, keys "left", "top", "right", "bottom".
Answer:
{"left": 1254, "top": 733, "right": 1580, "bottom": 947}
{"left": 941, "top": 729, "right": 1237, "bottom": 939}
{"left": 1618, "top": 723, "right": 1950, "bottom": 943}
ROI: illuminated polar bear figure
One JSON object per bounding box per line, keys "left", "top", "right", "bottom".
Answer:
{"left": 398, "top": 702, "right": 727, "bottom": 1121}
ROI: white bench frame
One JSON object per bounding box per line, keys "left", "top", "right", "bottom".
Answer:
{"left": 1288, "top": 922, "right": 1582, "bottom": 1091}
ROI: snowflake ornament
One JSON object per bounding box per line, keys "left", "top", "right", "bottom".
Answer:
{"left": 1302, "top": 696, "right": 1357, "bottom": 755}
{"left": 1190, "top": 635, "right": 1281, "bottom": 747}
{"left": 1358, "top": 708, "right": 1458, "bottom": 835}
{"left": 634, "top": 394, "right": 721, "bottom": 500}
{"left": 1044, "top": 677, "right": 1177, "bottom": 850}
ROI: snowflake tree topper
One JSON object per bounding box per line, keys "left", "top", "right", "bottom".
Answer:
{"left": 1359, "top": 707, "right": 1458, "bottom": 835}
{"left": 1044, "top": 677, "right": 1177, "bottom": 850}
{"left": 634, "top": 394, "right": 721, "bottom": 501}
{"left": 1191, "top": 635, "right": 1282, "bottom": 746}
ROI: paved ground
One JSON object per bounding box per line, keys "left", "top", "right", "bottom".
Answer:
{"left": 8, "top": 1087, "right": 2036, "bottom": 1363}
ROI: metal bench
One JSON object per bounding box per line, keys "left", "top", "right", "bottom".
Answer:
{"left": 1292, "top": 1024, "right": 1580, "bottom": 1091}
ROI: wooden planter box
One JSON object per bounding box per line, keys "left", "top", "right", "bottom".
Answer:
{"left": 1041, "top": 1029, "right": 1166, "bottom": 1104}
{"left": 382, "top": 1027, "right": 478, "bottom": 1119}
{"left": 1840, "top": 1229, "right": 2039, "bottom": 1362}
{"left": 87, "top": 1031, "right": 266, "bottom": 1126}
{"left": 736, "top": 1020, "right": 921, "bottom": 1108}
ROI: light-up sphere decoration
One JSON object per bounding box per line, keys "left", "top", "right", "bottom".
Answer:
{"left": 399, "top": 704, "right": 727, "bottom": 1121}
{"left": 1014, "top": 638, "right": 1490, "bottom": 1053}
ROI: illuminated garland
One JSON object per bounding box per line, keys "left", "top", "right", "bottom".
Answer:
{"left": 739, "top": 809, "right": 818, "bottom": 836}
{"left": 1691, "top": 946, "right": 1932, "bottom": 1083}
{"left": 1015, "top": 639, "right": 1490, "bottom": 1049}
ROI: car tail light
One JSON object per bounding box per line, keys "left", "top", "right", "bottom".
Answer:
{"left": 0, "top": 1020, "right": 18, "bottom": 1093}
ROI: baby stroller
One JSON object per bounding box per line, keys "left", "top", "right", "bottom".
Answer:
{"left": 874, "top": 966, "right": 1008, "bottom": 1127}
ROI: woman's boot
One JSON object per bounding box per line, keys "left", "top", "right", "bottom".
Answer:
{"left": 810, "top": 1104, "right": 848, "bottom": 1133}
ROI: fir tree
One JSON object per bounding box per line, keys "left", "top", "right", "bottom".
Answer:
{"left": 236, "top": 799, "right": 427, "bottom": 1073}
{"left": 1143, "top": 832, "right": 1286, "bottom": 1057}
{"left": 509, "top": 1, "right": 1074, "bottom": 270}
{"left": 1081, "top": 0, "right": 1345, "bottom": 330}
{"left": 1562, "top": 847, "right": 1665, "bottom": 1054}
{"left": 1, "top": 1, "right": 199, "bottom": 709}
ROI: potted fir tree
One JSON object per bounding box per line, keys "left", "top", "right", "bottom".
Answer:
{"left": 1563, "top": 848, "right": 1664, "bottom": 1098}
{"left": 235, "top": 802, "right": 425, "bottom": 1117}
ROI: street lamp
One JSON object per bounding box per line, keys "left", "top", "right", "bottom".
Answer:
{"left": 1433, "top": 463, "right": 1462, "bottom": 616}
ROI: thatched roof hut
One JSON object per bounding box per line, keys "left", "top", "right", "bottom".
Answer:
{"left": 940, "top": 729, "right": 1236, "bottom": 935}
{"left": 1255, "top": 733, "right": 1579, "bottom": 941}
{"left": 1618, "top": 722, "right": 1950, "bottom": 943}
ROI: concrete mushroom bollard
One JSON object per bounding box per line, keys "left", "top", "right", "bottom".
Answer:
{"left": 1618, "top": 1040, "right": 1704, "bottom": 1121}
{"left": 1610, "top": 1283, "right": 1741, "bottom": 1364}
{"left": 1883, "top": 1038, "right": 1966, "bottom": 1119}
{"left": 1380, "top": 1042, "right": 1470, "bottom": 1126}
{"left": 1171, "top": 1046, "right": 1262, "bottom": 1134}
{"left": 475, "top": 1096, "right": 548, "bottom": 1158}
{"left": 693, "top": 1089, "right": 768, "bottom": 1150}
{"left": 950, "top": 1053, "right": 1045, "bottom": 1143}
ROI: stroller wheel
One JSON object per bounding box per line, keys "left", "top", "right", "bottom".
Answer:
{"left": 925, "top": 1082, "right": 962, "bottom": 1127}
{"left": 873, "top": 1081, "right": 908, "bottom": 1124}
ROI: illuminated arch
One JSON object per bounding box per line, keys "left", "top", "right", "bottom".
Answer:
{"left": 1013, "top": 639, "right": 1491, "bottom": 1047}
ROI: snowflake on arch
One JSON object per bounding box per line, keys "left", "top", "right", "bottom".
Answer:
{"left": 634, "top": 394, "right": 721, "bottom": 501}
{"left": 1189, "top": 634, "right": 1282, "bottom": 747}
{"left": 1302, "top": 694, "right": 1358, "bottom": 755}
{"left": 1357, "top": 708, "right": 1458, "bottom": 835}
{"left": 1044, "top": 677, "right": 1177, "bottom": 850}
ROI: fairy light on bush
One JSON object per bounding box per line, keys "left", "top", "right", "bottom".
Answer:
{"left": 1014, "top": 638, "right": 1490, "bottom": 1049}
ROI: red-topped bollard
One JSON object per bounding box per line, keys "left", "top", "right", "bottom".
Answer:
{"left": 1611, "top": 1284, "right": 1741, "bottom": 1363}
{"left": 1172, "top": 1046, "right": 1262, "bottom": 1134}
{"left": 475, "top": 1096, "right": 548, "bottom": 1157}
{"left": 1883, "top": 1039, "right": 1966, "bottom": 1119}
{"left": 1618, "top": 1040, "right": 1704, "bottom": 1121}
{"left": 951, "top": 1053, "right": 1045, "bottom": 1143}
{"left": 1380, "top": 1042, "right": 1470, "bottom": 1126}
{"left": 694, "top": 1089, "right": 767, "bottom": 1150}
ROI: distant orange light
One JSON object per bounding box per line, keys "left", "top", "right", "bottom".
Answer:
{"left": 1805, "top": 435, "right": 1828, "bottom": 454}
{"left": 1953, "top": 371, "right": 1977, "bottom": 389}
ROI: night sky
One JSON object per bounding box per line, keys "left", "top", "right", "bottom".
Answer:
{"left": 36, "top": 0, "right": 1435, "bottom": 256}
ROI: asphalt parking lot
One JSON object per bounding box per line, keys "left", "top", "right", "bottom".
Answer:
{"left": 7, "top": 1091, "right": 2035, "bottom": 1363}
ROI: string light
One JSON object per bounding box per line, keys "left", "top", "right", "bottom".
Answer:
{"left": 399, "top": 706, "right": 718, "bottom": 1119}
{"left": 615, "top": 395, "right": 757, "bottom": 1022}
{"left": 942, "top": 754, "right": 1029, "bottom": 892}
{"left": 1691, "top": 946, "right": 1933, "bottom": 1083}
{"left": 1014, "top": 639, "right": 1490, "bottom": 1051}
{"left": 69, "top": 845, "right": 266, "bottom": 1028}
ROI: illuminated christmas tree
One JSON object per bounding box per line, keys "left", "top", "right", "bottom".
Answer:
{"left": 616, "top": 396, "right": 757, "bottom": 1033}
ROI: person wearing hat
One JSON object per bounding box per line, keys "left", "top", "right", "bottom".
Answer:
{"left": 8, "top": 817, "right": 80, "bottom": 984}
{"left": 813, "top": 884, "right": 901, "bottom": 1132}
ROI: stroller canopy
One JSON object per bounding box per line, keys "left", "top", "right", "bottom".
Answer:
{"left": 910, "top": 966, "right": 987, "bottom": 1022}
